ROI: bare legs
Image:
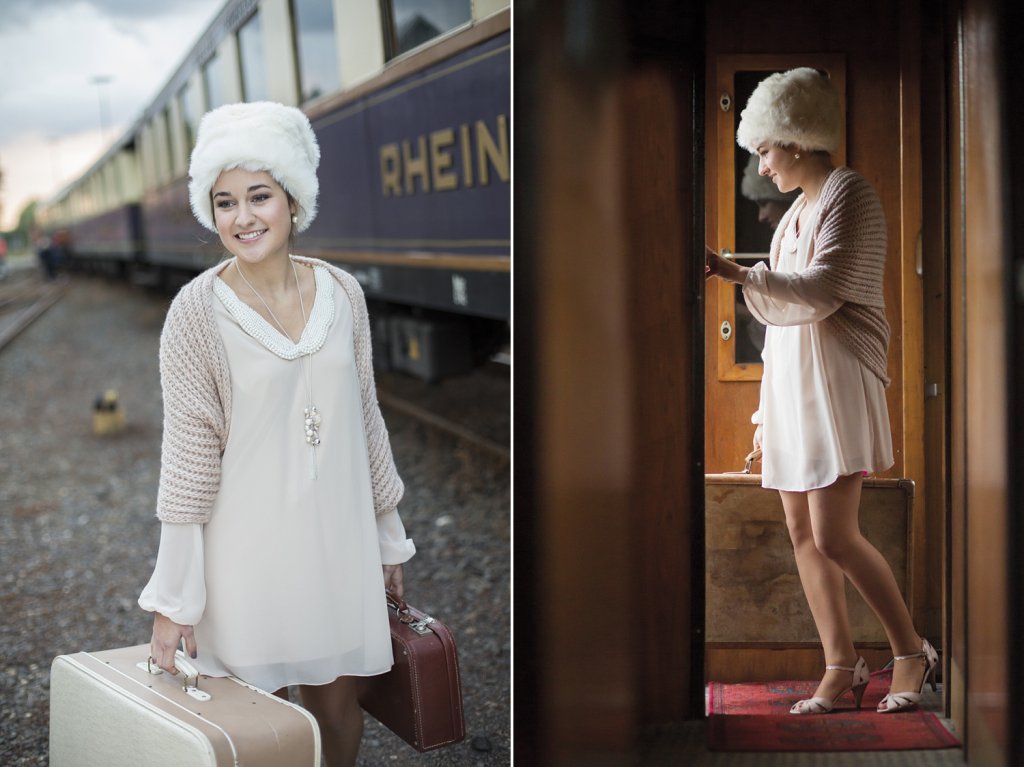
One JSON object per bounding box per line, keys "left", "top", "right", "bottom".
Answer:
{"left": 780, "top": 473, "right": 925, "bottom": 704}
{"left": 300, "top": 677, "right": 364, "bottom": 767}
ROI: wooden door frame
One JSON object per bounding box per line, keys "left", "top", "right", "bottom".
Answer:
{"left": 950, "top": 0, "right": 1017, "bottom": 763}
{"left": 1005, "top": 2, "right": 1024, "bottom": 763}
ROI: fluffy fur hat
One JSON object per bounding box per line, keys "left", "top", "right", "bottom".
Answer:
{"left": 735, "top": 68, "right": 841, "bottom": 154}
{"left": 188, "top": 101, "right": 320, "bottom": 233}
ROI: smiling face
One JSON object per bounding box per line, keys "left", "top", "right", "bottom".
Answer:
{"left": 756, "top": 144, "right": 801, "bottom": 194}
{"left": 211, "top": 168, "right": 295, "bottom": 266}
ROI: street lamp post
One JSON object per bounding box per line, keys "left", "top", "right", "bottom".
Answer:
{"left": 90, "top": 75, "right": 113, "bottom": 142}
{"left": 47, "top": 136, "right": 62, "bottom": 188}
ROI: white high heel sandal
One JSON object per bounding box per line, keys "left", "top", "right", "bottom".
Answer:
{"left": 790, "top": 657, "right": 870, "bottom": 715}
{"left": 876, "top": 638, "right": 939, "bottom": 713}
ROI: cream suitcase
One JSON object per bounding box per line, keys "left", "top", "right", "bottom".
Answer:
{"left": 50, "top": 645, "right": 320, "bottom": 766}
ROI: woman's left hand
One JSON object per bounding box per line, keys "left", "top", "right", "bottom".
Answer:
{"left": 383, "top": 564, "right": 404, "bottom": 600}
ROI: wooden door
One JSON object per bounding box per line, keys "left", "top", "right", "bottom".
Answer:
{"left": 703, "top": 0, "right": 933, "bottom": 682}
{"left": 706, "top": 53, "right": 845, "bottom": 465}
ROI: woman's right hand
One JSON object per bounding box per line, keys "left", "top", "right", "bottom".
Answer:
{"left": 150, "top": 612, "right": 197, "bottom": 675}
{"left": 705, "top": 247, "right": 750, "bottom": 284}
{"left": 705, "top": 246, "right": 727, "bottom": 280}
{"left": 753, "top": 424, "right": 763, "bottom": 452}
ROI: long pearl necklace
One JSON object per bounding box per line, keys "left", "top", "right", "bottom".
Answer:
{"left": 234, "top": 257, "right": 321, "bottom": 475}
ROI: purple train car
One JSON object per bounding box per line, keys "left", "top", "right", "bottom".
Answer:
{"left": 41, "top": 0, "right": 510, "bottom": 378}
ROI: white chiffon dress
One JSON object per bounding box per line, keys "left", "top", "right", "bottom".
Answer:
{"left": 139, "top": 263, "right": 415, "bottom": 692}
{"left": 742, "top": 197, "right": 894, "bottom": 492}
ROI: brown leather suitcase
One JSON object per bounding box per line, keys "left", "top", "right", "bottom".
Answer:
{"left": 357, "top": 595, "right": 465, "bottom": 752}
{"left": 50, "top": 645, "right": 320, "bottom": 766}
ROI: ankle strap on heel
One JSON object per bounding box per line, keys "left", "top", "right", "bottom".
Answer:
{"left": 894, "top": 638, "right": 938, "bottom": 663}
{"left": 824, "top": 663, "right": 856, "bottom": 672}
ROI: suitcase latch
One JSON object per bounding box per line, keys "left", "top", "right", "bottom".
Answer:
{"left": 407, "top": 616, "right": 435, "bottom": 636}
{"left": 183, "top": 683, "right": 211, "bottom": 702}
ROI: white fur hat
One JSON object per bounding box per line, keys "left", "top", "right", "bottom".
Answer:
{"left": 188, "top": 101, "right": 320, "bottom": 233}
{"left": 735, "top": 68, "right": 841, "bottom": 154}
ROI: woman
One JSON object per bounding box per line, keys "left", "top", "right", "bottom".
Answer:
{"left": 706, "top": 68, "right": 937, "bottom": 715}
{"left": 139, "top": 101, "right": 415, "bottom": 765}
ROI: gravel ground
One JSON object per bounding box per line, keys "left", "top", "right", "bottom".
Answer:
{"left": 0, "top": 273, "right": 510, "bottom": 765}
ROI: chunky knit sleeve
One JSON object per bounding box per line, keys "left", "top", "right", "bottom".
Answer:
{"left": 327, "top": 266, "right": 405, "bottom": 516}
{"left": 802, "top": 168, "right": 888, "bottom": 308}
{"left": 155, "top": 276, "right": 231, "bottom": 524}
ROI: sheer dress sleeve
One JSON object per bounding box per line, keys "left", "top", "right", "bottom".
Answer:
{"left": 138, "top": 522, "right": 207, "bottom": 626}
{"left": 742, "top": 261, "right": 844, "bottom": 326}
{"left": 377, "top": 509, "right": 416, "bottom": 565}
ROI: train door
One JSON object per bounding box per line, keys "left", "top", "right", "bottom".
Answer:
{"left": 704, "top": 2, "right": 1022, "bottom": 764}
{"left": 703, "top": 0, "right": 938, "bottom": 686}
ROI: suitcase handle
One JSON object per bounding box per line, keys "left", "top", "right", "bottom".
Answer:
{"left": 721, "top": 448, "right": 762, "bottom": 475}
{"left": 142, "top": 650, "right": 210, "bottom": 701}
{"left": 385, "top": 591, "right": 437, "bottom": 636}
{"left": 743, "top": 448, "right": 762, "bottom": 474}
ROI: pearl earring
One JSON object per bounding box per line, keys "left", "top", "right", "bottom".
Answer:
{"left": 794, "top": 153, "right": 801, "bottom": 159}
{"left": 291, "top": 214, "right": 298, "bottom": 224}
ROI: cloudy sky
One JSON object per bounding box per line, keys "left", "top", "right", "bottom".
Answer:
{"left": 0, "top": 0, "right": 226, "bottom": 230}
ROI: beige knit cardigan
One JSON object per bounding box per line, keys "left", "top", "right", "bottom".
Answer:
{"left": 155, "top": 256, "right": 404, "bottom": 524}
{"left": 768, "top": 166, "right": 891, "bottom": 386}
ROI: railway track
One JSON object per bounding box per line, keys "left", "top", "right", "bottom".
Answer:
{"left": 378, "top": 389, "right": 510, "bottom": 462}
{"left": 374, "top": 364, "right": 510, "bottom": 464}
{"left": 0, "top": 273, "right": 69, "bottom": 352}
{"left": 0, "top": 270, "right": 509, "bottom": 461}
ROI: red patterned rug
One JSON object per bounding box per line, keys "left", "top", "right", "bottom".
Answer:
{"left": 707, "top": 670, "right": 960, "bottom": 752}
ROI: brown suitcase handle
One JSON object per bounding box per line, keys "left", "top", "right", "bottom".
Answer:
{"left": 721, "top": 448, "right": 762, "bottom": 475}
{"left": 385, "top": 591, "right": 438, "bottom": 636}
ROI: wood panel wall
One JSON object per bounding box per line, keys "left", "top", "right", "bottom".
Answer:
{"left": 517, "top": 2, "right": 702, "bottom": 761}
{"left": 622, "top": 69, "right": 700, "bottom": 728}
{"left": 1003, "top": 1, "right": 1024, "bottom": 761}
{"left": 958, "top": 0, "right": 1010, "bottom": 762}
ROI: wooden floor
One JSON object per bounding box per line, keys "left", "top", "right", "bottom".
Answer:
{"left": 636, "top": 686, "right": 964, "bottom": 765}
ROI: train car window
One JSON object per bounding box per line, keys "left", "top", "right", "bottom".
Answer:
{"left": 381, "top": 0, "right": 471, "bottom": 60}
{"left": 238, "top": 10, "right": 269, "bottom": 102}
{"left": 179, "top": 81, "right": 200, "bottom": 155}
{"left": 291, "top": 0, "right": 341, "bottom": 103}
{"left": 712, "top": 55, "right": 846, "bottom": 382}
{"left": 101, "top": 165, "right": 113, "bottom": 210}
{"left": 164, "top": 108, "right": 177, "bottom": 184}
{"left": 203, "top": 51, "right": 229, "bottom": 111}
